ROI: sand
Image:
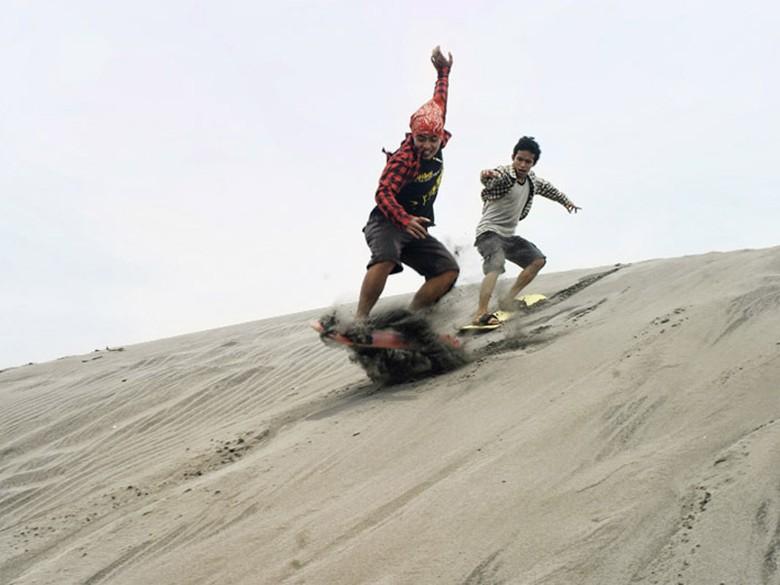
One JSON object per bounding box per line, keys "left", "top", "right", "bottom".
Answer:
{"left": 2, "top": 246, "right": 779, "bottom": 585}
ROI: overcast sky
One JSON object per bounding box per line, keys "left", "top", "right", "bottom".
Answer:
{"left": 2, "top": 0, "right": 779, "bottom": 368}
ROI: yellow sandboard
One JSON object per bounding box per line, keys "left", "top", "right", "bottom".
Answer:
{"left": 515, "top": 293, "right": 547, "bottom": 308}
{"left": 458, "top": 294, "right": 547, "bottom": 334}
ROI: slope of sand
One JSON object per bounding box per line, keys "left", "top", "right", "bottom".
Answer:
{"left": 2, "top": 246, "right": 779, "bottom": 585}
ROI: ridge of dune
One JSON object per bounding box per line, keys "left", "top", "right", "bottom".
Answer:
{"left": 2, "top": 246, "right": 779, "bottom": 585}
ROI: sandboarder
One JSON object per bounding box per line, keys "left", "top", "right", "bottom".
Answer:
{"left": 472, "top": 136, "right": 581, "bottom": 326}
{"left": 355, "top": 46, "right": 459, "bottom": 322}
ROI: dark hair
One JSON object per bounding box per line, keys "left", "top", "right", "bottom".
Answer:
{"left": 512, "top": 136, "right": 541, "bottom": 163}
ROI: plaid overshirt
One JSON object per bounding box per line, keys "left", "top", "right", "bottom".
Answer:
{"left": 481, "top": 165, "right": 573, "bottom": 222}
{"left": 374, "top": 66, "right": 452, "bottom": 229}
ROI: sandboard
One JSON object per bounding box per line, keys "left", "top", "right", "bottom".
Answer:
{"left": 513, "top": 293, "right": 547, "bottom": 308}
{"left": 458, "top": 310, "right": 514, "bottom": 333}
{"left": 458, "top": 293, "right": 547, "bottom": 334}
{"left": 311, "top": 320, "right": 460, "bottom": 350}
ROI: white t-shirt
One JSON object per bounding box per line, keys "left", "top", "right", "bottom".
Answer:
{"left": 475, "top": 179, "right": 530, "bottom": 238}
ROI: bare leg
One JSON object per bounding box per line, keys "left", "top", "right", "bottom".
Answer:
{"left": 473, "top": 271, "right": 500, "bottom": 322}
{"left": 500, "top": 258, "right": 546, "bottom": 307}
{"left": 409, "top": 270, "right": 459, "bottom": 311}
{"left": 356, "top": 261, "right": 396, "bottom": 319}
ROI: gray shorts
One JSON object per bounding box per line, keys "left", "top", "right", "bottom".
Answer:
{"left": 475, "top": 231, "right": 545, "bottom": 275}
{"left": 363, "top": 210, "right": 460, "bottom": 278}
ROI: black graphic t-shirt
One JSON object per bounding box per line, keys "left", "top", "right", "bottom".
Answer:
{"left": 393, "top": 150, "right": 443, "bottom": 225}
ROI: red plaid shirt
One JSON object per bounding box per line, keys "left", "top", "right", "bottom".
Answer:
{"left": 374, "top": 66, "right": 452, "bottom": 229}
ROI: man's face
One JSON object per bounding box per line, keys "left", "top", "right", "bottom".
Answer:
{"left": 512, "top": 150, "right": 536, "bottom": 179}
{"left": 413, "top": 133, "right": 442, "bottom": 159}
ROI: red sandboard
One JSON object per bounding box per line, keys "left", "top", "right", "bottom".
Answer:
{"left": 311, "top": 320, "right": 460, "bottom": 350}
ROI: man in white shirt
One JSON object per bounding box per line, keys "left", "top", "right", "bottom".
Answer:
{"left": 472, "top": 136, "right": 581, "bottom": 325}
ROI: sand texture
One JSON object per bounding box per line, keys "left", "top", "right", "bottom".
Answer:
{"left": 2, "top": 246, "right": 780, "bottom": 585}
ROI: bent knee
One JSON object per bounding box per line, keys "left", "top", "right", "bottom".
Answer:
{"left": 437, "top": 269, "right": 459, "bottom": 296}
{"left": 531, "top": 258, "right": 546, "bottom": 270}
{"left": 369, "top": 260, "right": 398, "bottom": 274}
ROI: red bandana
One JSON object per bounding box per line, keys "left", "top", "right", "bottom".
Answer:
{"left": 409, "top": 99, "right": 444, "bottom": 137}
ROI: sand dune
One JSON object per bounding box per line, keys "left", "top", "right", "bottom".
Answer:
{"left": 2, "top": 246, "right": 779, "bottom": 585}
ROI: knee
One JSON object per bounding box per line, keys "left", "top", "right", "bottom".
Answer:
{"left": 436, "top": 270, "right": 459, "bottom": 297}
{"left": 531, "top": 258, "right": 546, "bottom": 271}
{"left": 370, "top": 260, "right": 397, "bottom": 275}
{"left": 444, "top": 269, "right": 459, "bottom": 287}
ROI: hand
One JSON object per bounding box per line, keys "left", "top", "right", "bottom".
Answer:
{"left": 565, "top": 203, "right": 582, "bottom": 214}
{"left": 431, "top": 45, "right": 453, "bottom": 70}
{"left": 481, "top": 169, "right": 498, "bottom": 181}
{"left": 405, "top": 216, "right": 431, "bottom": 239}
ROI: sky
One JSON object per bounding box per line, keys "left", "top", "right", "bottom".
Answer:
{"left": 2, "top": 0, "right": 779, "bottom": 368}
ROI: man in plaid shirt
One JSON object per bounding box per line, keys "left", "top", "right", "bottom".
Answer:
{"left": 472, "top": 136, "right": 581, "bottom": 325}
{"left": 356, "top": 46, "right": 459, "bottom": 320}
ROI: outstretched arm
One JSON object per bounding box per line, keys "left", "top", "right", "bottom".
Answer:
{"left": 480, "top": 166, "right": 514, "bottom": 201}
{"left": 480, "top": 169, "right": 502, "bottom": 185}
{"left": 430, "top": 46, "right": 452, "bottom": 121}
{"left": 535, "top": 177, "right": 581, "bottom": 213}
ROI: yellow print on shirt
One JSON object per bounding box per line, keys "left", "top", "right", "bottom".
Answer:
{"left": 415, "top": 167, "right": 442, "bottom": 183}
{"left": 419, "top": 172, "right": 443, "bottom": 206}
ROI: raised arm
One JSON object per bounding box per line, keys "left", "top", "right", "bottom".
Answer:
{"left": 430, "top": 46, "right": 452, "bottom": 121}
